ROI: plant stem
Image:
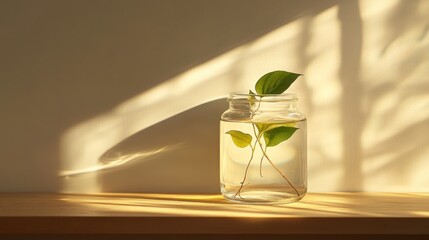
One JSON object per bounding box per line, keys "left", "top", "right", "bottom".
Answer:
{"left": 234, "top": 141, "right": 257, "bottom": 198}
{"left": 233, "top": 97, "right": 262, "bottom": 199}
{"left": 259, "top": 145, "right": 267, "bottom": 177}
{"left": 233, "top": 95, "right": 300, "bottom": 198}
{"left": 252, "top": 124, "right": 300, "bottom": 197}
{"left": 251, "top": 97, "right": 266, "bottom": 177}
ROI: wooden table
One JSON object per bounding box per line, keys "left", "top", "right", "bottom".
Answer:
{"left": 1, "top": 192, "right": 428, "bottom": 239}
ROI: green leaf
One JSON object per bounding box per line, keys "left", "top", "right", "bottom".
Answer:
{"left": 263, "top": 126, "right": 298, "bottom": 147}
{"left": 255, "top": 123, "right": 267, "bottom": 134}
{"left": 226, "top": 130, "right": 252, "bottom": 148}
{"left": 255, "top": 70, "right": 302, "bottom": 95}
{"left": 255, "top": 122, "right": 297, "bottom": 135}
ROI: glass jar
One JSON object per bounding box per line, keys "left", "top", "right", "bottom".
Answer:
{"left": 220, "top": 93, "right": 307, "bottom": 204}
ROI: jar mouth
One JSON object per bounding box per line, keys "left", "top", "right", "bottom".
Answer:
{"left": 228, "top": 92, "right": 298, "bottom": 102}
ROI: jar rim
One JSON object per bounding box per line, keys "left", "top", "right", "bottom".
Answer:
{"left": 228, "top": 92, "right": 298, "bottom": 102}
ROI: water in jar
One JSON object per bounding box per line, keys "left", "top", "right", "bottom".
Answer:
{"left": 220, "top": 119, "right": 307, "bottom": 203}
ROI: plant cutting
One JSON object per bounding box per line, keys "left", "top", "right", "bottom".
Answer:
{"left": 220, "top": 70, "right": 306, "bottom": 203}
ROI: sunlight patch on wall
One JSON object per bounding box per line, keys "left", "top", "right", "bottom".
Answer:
{"left": 304, "top": 6, "right": 342, "bottom": 191}
{"left": 360, "top": 0, "right": 429, "bottom": 191}
{"left": 59, "top": 15, "right": 312, "bottom": 193}
{"left": 60, "top": 147, "right": 167, "bottom": 177}
{"left": 59, "top": 0, "right": 429, "bottom": 193}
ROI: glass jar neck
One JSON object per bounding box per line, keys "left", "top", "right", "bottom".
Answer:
{"left": 228, "top": 93, "right": 298, "bottom": 112}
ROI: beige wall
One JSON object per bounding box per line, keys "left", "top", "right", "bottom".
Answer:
{"left": 1, "top": 0, "right": 428, "bottom": 193}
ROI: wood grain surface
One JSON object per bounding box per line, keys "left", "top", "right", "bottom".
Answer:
{"left": 0, "top": 192, "right": 428, "bottom": 235}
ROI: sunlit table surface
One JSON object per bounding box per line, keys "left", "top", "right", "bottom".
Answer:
{"left": 0, "top": 192, "right": 428, "bottom": 236}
